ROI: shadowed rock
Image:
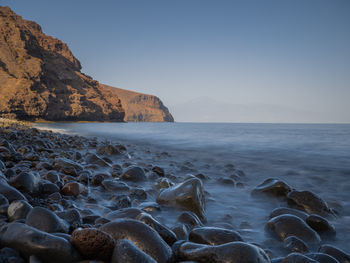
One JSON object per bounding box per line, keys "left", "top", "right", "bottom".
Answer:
{"left": 100, "top": 219, "right": 173, "bottom": 263}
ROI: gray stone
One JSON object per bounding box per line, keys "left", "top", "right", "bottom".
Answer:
{"left": 120, "top": 166, "right": 147, "bottom": 182}
{"left": 100, "top": 219, "right": 172, "bottom": 263}
{"left": 7, "top": 200, "right": 32, "bottom": 221}
{"left": 111, "top": 239, "right": 157, "bottom": 263}
{"left": 26, "top": 207, "right": 69, "bottom": 233}
{"left": 0, "top": 223, "right": 81, "bottom": 263}
{"left": 189, "top": 227, "right": 243, "bottom": 245}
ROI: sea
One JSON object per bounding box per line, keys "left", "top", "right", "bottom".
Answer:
{"left": 35, "top": 122, "right": 350, "bottom": 253}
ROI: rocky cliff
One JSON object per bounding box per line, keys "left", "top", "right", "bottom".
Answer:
{"left": 0, "top": 6, "right": 173, "bottom": 122}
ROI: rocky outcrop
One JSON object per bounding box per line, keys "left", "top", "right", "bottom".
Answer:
{"left": 101, "top": 85, "right": 174, "bottom": 122}
{"left": 0, "top": 6, "right": 173, "bottom": 122}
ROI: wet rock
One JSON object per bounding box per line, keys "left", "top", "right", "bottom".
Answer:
{"left": 0, "top": 194, "right": 9, "bottom": 206}
{"left": 56, "top": 209, "right": 82, "bottom": 227}
{"left": 102, "top": 180, "right": 130, "bottom": 192}
{"left": 318, "top": 245, "right": 350, "bottom": 263}
{"left": 43, "top": 170, "right": 62, "bottom": 185}
{"left": 0, "top": 222, "right": 81, "bottom": 263}
{"left": 287, "top": 190, "right": 332, "bottom": 217}
{"left": 177, "top": 211, "right": 203, "bottom": 229}
{"left": 266, "top": 214, "right": 321, "bottom": 244}
{"left": 53, "top": 157, "right": 83, "bottom": 172}
{"left": 156, "top": 178, "right": 173, "bottom": 189}
{"left": 137, "top": 212, "right": 178, "bottom": 245}
{"left": 217, "top": 177, "right": 235, "bottom": 186}
{"left": 106, "top": 207, "right": 143, "bottom": 220}
{"left": 70, "top": 228, "right": 115, "bottom": 261}
{"left": 252, "top": 178, "right": 291, "bottom": 197}
{"left": 91, "top": 174, "right": 104, "bottom": 186}
{"left": 86, "top": 153, "right": 111, "bottom": 167}
{"left": 157, "top": 178, "right": 206, "bottom": 220}
{"left": 129, "top": 187, "right": 147, "bottom": 200}
{"left": 110, "top": 195, "right": 131, "bottom": 209}
{"left": 177, "top": 241, "right": 271, "bottom": 263}
{"left": 189, "top": 227, "right": 243, "bottom": 245}
{"left": 7, "top": 200, "right": 32, "bottom": 221}
{"left": 8, "top": 172, "right": 41, "bottom": 195}
{"left": 120, "top": 166, "right": 147, "bottom": 182}
{"left": 112, "top": 239, "right": 157, "bottom": 263}
{"left": 306, "top": 253, "right": 340, "bottom": 263}
{"left": 39, "top": 180, "right": 60, "bottom": 194}
{"left": 100, "top": 219, "right": 173, "bottom": 263}
{"left": 269, "top": 207, "right": 309, "bottom": 220}
{"left": 283, "top": 236, "right": 309, "bottom": 253}
{"left": 0, "top": 181, "right": 27, "bottom": 202}
{"left": 26, "top": 207, "right": 69, "bottom": 233}
{"left": 97, "top": 145, "right": 121, "bottom": 156}
{"left": 61, "top": 182, "right": 86, "bottom": 197}
{"left": 172, "top": 223, "right": 189, "bottom": 240}
{"left": 282, "top": 253, "right": 317, "bottom": 263}
{"left": 0, "top": 247, "right": 25, "bottom": 263}
{"left": 138, "top": 201, "right": 161, "bottom": 213}
{"left": 152, "top": 166, "right": 165, "bottom": 177}
{"left": 306, "top": 214, "right": 336, "bottom": 236}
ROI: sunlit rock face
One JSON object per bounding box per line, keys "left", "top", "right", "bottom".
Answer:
{"left": 0, "top": 6, "right": 173, "bottom": 122}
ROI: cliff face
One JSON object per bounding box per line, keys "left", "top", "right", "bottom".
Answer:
{"left": 102, "top": 85, "right": 174, "bottom": 122}
{"left": 0, "top": 6, "right": 173, "bottom": 122}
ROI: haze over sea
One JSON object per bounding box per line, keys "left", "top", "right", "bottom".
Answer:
{"left": 36, "top": 122, "right": 350, "bottom": 252}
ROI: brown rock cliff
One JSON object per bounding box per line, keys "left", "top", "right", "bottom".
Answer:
{"left": 0, "top": 6, "right": 173, "bottom": 122}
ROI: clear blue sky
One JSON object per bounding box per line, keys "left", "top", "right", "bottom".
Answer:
{"left": 2, "top": 0, "right": 350, "bottom": 122}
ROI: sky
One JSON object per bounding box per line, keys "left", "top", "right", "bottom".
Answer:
{"left": 1, "top": 0, "right": 350, "bottom": 123}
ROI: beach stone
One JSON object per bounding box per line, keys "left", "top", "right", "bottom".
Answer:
{"left": 100, "top": 219, "right": 173, "bottom": 263}
{"left": 56, "top": 209, "right": 82, "bottom": 227}
{"left": 189, "top": 227, "right": 243, "bottom": 245}
{"left": 266, "top": 214, "right": 321, "bottom": 244}
{"left": 110, "top": 195, "right": 131, "bottom": 209}
{"left": 8, "top": 171, "right": 40, "bottom": 194}
{"left": 43, "top": 170, "right": 62, "bottom": 184}
{"left": 157, "top": 178, "right": 206, "bottom": 220}
{"left": 39, "top": 180, "right": 60, "bottom": 194}
{"left": 172, "top": 223, "right": 190, "bottom": 240}
{"left": 70, "top": 228, "right": 115, "bottom": 261}
{"left": 61, "top": 182, "right": 86, "bottom": 197}
{"left": 129, "top": 187, "right": 147, "bottom": 200}
{"left": 86, "top": 153, "right": 111, "bottom": 167}
{"left": 177, "top": 241, "right": 271, "bottom": 263}
{"left": 26, "top": 207, "right": 69, "bottom": 233}
{"left": 318, "top": 245, "right": 350, "bottom": 263}
{"left": 53, "top": 157, "right": 83, "bottom": 171}
{"left": 102, "top": 180, "right": 130, "bottom": 192}
{"left": 269, "top": 207, "right": 309, "bottom": 220}
{"left": 177, "top": 211, "right": 203, "bottom": 229}
{"left": 283, "top": 236, "right": 309, "bottom": 253}
{"left": 91, "top": 174, "right": 104, "bottom": 186}
{"left": 138, "top": 201, "right": 161, "bottom": 213}
{"left": 137, "top": 212, "right": 178, "bottom": 245}
{"left": 252, "top": 178, "right": 292, "bottom": 197}
{"left": 0, "top": 182, "right": 27, "bottom": 202}
{"left": 287, "top": 190, "right": 332, "bottom": 217}
{"left": 152, "top": 166, "right": 165, "bottom": 177}
{"left": 0, "top": 247, "right": 25, "bottom": 263}
{"left": 106, "top": 207, "right": 143, "bottom": 220}
{"left": 306, "top": 253, "right": 340, "bottom": 263}
{"left": 7, "top": 200, "right": 32, "bottom": 221}
{"left": 0, "top": 194, "right": 9, "bottom": 206}
{"left": 282, "top": 253, "right": 318, "bottom": 263}
{"left": 111, "top": 239, "right": 157, "bottom": 263}
{"left": 217, "top": 177, "right": 235, "bottom": 186}
{"left": 0, "top": 222, "right": 81, "bottom": 263}
{"left": 0, "top": 160, "right": 5, "bottom": 171}
{"left": 96, "top": 145, "right": 120, "bottom": 156}
{"left": 156, "top": 178, "right": 173, "bottom": 189}
{"left": 120, "top": 166, "right": 147, "bottom": 182}
{"left": 306, "top": 214, "right": 336, "bottom": 236}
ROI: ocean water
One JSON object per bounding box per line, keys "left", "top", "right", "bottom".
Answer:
{"left": 35, "top": 122, "right": 350, "bottom": 253}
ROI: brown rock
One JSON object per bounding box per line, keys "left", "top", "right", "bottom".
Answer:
{"left": 61, "top": 182, "right": 85, "bottom": 197}
{"left": 70, "top": 228, "right": 115, "bottom": 261}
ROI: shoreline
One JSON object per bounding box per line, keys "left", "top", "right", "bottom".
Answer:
{"left": 0, "top": 120, "right": 349, "bottom": 262}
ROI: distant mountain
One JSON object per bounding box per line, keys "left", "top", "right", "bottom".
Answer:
{"left": 171, "top": 97, "right": 330, "bottom": 123}
{"left": 0, "top": 6, "right": 173, "bottom": 122}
